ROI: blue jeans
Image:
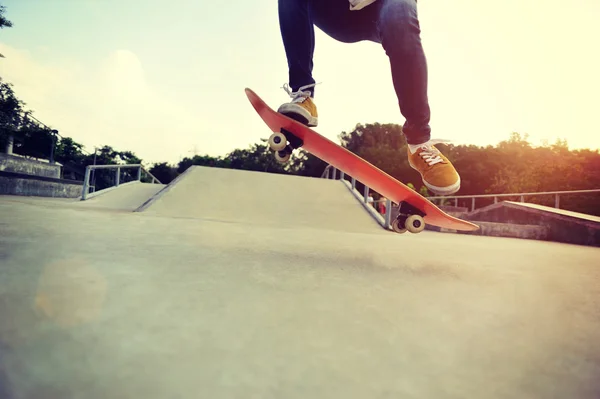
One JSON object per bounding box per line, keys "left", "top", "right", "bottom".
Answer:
{"left": 278, "top": 0, "right": 430, "bottom": 144}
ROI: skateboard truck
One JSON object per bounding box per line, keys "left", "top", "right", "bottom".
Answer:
{"left": 392, "top": 201, "right": 426, "bottom": 234}
{"left": 268, "top": 128, "right": 304, "bottom": 163}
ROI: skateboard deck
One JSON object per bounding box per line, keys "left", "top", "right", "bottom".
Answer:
{"left": 245, "top": 88, "right": 479, "bottom": 233}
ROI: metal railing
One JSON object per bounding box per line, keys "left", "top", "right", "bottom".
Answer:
{"left": 428, "top": 189, "right": 600, "bottom": 212}
{"left": 81, "top": 164, "right": 162, "bottom": 200}
{"left": 321, "top": 165, "right": 394, "bottom": 230}
{"left": 321, "top": 164, "right": 600, "bottom": 226}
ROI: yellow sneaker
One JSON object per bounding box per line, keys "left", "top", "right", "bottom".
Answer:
{"left": 277, "top": 83, "right": 318, "bottom": 127}
{"left": 407, "top": 140, "right": 461, "bottom": 196}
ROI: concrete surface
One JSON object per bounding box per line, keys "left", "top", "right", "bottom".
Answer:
{"left": 1, "top": 166, "right": 600, "bottom": 399}
{"left": 0, "top": 153, "right": 61, "bottom": 179}
{"left": 506, "top": 201, "right": 600, "bottom": 223}
{"left": 0, "top": 171, "right": 83, "bottom": 198}
{"left": 79, "top": 181, "right": 165, "bottom": 212}
{"left": 464, "top": 201, "right": 600, "bottom": 247}
{"left": 457, "top": 220, "right": 548, "bottom": 239}
{"left": 428, "top": 220, "right": 549, "bottom": 240}
{"left": 139, "top": 166, "right": 380, "bottom": 233}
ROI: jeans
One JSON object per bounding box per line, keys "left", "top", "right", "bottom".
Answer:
{"left": 278, "top": 0, "right": 430, "bottom": 144}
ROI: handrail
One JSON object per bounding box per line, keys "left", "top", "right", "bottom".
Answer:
{"left": 428, "top": 189, "right": 600, "bottom": 211}
{"left": 81, "top": 164, "right": 162, "bottom": 200}
{"left": 320, "top": 163, "right": 600, "bottom": 224}
{"left": 321, "top": 164, "right": 394, "bottom": 229}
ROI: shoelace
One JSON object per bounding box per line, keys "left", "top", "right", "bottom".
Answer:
{"left": 281, "top": 82, "right": 319, "bottom": 103}
{"left": 417, "top": 139, "right": 452, "bottom": 166}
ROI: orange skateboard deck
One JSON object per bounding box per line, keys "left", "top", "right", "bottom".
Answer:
{"left": 246, "top": 88, "right": 479, "bottom": 233}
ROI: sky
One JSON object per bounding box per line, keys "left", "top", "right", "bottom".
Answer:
{"left": 0, "top": 0, "right": 599, "bottom": 165}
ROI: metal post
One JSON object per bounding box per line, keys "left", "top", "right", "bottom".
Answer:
{"left": 5, "top": 134, "right": 13, "bottom": 155}
{"left": 340, "top": 171, "right": 345, "bottom": 181}
{"left": 471, "top": 197, "right": 475, "bottom": 212}
{"left": 81, "top": 166, "right": 91, "bottom": 200}
{"left": 384, "top": 199, "right": 392, "bottom": 229}
{"left": 116, "top": 167, "right": 121, "bottom": 186}
{"left": 363, "top": 185, "right": 369, "bottom": 203}
{"left": 455, "top": 198, "right": 458, "bottom": 207}
{"left": 494, "top": 197, "right": 498, "bottom": 204}
{"left": 137, "top": 166, "right": 142, "bottom": 181}
{"left": 520, "top": 195, "right": 525, "bottom": 203}
{"left": 49, "top": 130, "right": 58, "bottom": 164}
{"left": 351, "top": 177, "right": 356, "bottom": 190}
{"left": 555, "top": 194, "right": 560, "bottom": 209}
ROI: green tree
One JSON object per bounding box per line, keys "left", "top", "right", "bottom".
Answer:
{"left": 0, "top": 5, "right": 12, "bottom": 29}
{"left": 0, "top": 79, "right": 23, "bottom": 143}
{"left": 176, "top": 154, "right": 229, "bottom": 174}
{"left": 224, "top": 142, "right": 290, "bottom": 174}
{"left": 0, "top": 5, "right": 13, "bottom": 58}
{"left": 288, "top": 149, "right": 327, "bottom": 177}
{"left": 149, "top": 162, "right": 178, "bottom": 184}
{"left": 55, "top": 137, "right": 86, "bottom": 165}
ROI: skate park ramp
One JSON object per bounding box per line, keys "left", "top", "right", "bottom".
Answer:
{"left": 1, "top": 165, "right": 600, "bottom": 399}
{"left": 77, "top": 181, "right": 166, "bottom": 211}
{"left": 136, "top": 165, "right": 381, "bottom": 233}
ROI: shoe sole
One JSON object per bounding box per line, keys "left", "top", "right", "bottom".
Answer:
{"left": 408, "top": 163, "right": 461, "bottom": 196}
{"left": 277, "top": 104, "right": 318, "bottom": 127}
{"left": 423, "top": 177, "right": 461, "bottom": 196}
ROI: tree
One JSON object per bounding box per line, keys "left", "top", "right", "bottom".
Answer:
{"left": 287, "top": 149, "right": 327, "bottom": 177}
{"left": 224, "top": 142, "right": 291, "bottom": 174}
{"left": 176, "top": 154, "right": 229, "bottom": 174}
{"left": 0, "top": 5, "right": 13, "bottom": 58}
{"left": 338, "top": 122, "right": 423, "bottom": 188}
{"left": 0, "top": 79, "right": 24, "bottom": 142}
{"left": 0, "top": 5, "right": 12, "bottom": 29}
{"left": 148, "top": 162, "right": 178, "bottom": 184}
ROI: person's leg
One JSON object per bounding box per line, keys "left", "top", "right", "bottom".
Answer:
{"left": 376, "top": 0, "right": 430, "bottom": 145}
{"left": 371, "top": 0, "right": 460, "bottom": 194}
{"left": 277, "top": 0, "right": 320, "bottom": 126}
{"left": 309, "top": 0, "right": 431, "bottom": 145}
{"left": 277, "top": 0, "right": 459, "bottom": 194}
{"left": 278, "top": 0, "right": 316, "bottom": 96}
{"left": 277, "top": 0, "right": 380, "bottom": 126}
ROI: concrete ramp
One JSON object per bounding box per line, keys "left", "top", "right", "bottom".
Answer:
{"left": 464, "top": 201, "right": 600, "bottom": 246}
{"left": 77, "top": 182, "right": 166, "bottom": 211}
{"left": 138, "top": 166, "right": 381, "bottom": 233}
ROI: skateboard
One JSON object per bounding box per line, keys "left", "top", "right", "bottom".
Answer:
{"left": 245, "top": 88, "right": 479, "bottom": 234}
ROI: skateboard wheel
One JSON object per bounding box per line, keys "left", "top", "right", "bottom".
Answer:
{"left": 405, "top": 215, "right": 425, "bottom": 234}
{"left": 391, "top": 218, "right": 407, "bottom": 234}
{"left": 275, "top": 150, "right": 291, "bottom": 163}
{"left": 268, "top": 132, "right": 287, "bottom": 152}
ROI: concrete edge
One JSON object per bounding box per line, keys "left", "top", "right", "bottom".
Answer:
{"left": 0, "top": 170, "right": 82, "bottom": 185}
{"left": 83, "top": 180, "right": 141, "bottom": 201}
{"left": 503, "top": 201, "right": 600, "bottom": 225}
{"left": 455, "top": 220, "right": 549, "bottom": 240}
{"left": 133, "top": 165, "right": 197, "bottom": 213}
{"left": 464, "top": 201, "right": 600, "bottom": 227}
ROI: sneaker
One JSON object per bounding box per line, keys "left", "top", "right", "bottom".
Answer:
{"left": 277, "top": 83, "right": 318, "bottom": 127}
{"left": 407, "top": 139, "right": 461, "bottom": 196}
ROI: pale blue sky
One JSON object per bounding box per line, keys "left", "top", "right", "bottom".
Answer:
{"left": 1, "top": 0, "right": 599, "bottom": 164}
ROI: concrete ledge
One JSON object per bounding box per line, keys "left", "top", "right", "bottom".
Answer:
{"left": 0, "top": 153, "right": 61, "bottom": 178}
{"left": 456, "top": 221, "right": 549, "bottom": 240}
{"left": 464, "top": 201, "right": 600, "bottom": 247}
{"left": 0, "top": 170, "right": 82, "bottom": 198}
